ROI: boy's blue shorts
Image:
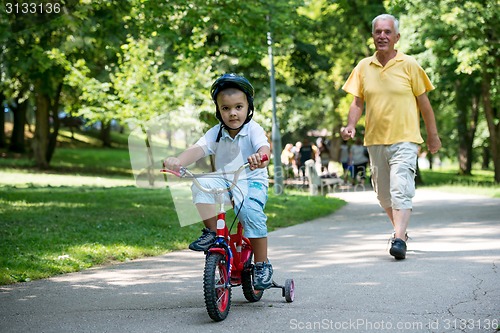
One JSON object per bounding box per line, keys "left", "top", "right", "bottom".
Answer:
{"left": 192, "top": 178, "right": 268, "bottom": 238}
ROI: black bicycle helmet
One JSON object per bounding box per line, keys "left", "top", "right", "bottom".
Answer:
{"left": 210, "top": 73, "right": 254, "bottom": 130}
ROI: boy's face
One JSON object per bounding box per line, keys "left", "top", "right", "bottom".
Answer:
{"left": 216, "top": 88, "right": 249, "bottom": 131}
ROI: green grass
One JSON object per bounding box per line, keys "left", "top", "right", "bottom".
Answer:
{"left": 0, "top": 184, "right": 193, "bottom": 284}
{"left": 0, "top": 184, "right": 345, "bottom": 285}
{"left": 51, "top": 147, "right": 133, "bottom": 176}
{"left": 0, "top": 129, "right": 133, "bottom": 176}
{"left": 420, "top": 169, "right": 500, "bottom": 198}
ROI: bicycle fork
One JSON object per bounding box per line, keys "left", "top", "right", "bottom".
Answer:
{"left": 207, "top": 204, "right": 233, "bottom": 287}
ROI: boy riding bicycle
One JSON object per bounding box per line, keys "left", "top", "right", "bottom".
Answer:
{"left": 163, "top": 74, "right": 273, "bottom": 290}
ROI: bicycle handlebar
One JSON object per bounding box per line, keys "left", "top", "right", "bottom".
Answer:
{"left": 161, "top": 154, "right": 269, "bottom": 195}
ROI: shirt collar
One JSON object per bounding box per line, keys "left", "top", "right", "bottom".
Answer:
{"left": 220, "top": 122, "right": 250, "bottom": 139}
{"left": 370, "top": 50, "right": 405, "bottom": 67}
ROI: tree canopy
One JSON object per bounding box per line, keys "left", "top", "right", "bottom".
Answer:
{"left": 1, "top": 0, "right": 498, "bottom": 181}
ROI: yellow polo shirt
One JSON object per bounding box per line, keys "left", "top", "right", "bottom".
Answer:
{"left": 342, "top": 51, "right": 435, "bottom": 146}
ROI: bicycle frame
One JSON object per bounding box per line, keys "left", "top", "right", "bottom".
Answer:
{"left": 207, "top": 190, "right": 254, "bottom": 286}
{"left": 160, "top": 153, "right": 294, "bottom": 321}
{"left": 161, "top": 155, "right": 268, "bottom": 284}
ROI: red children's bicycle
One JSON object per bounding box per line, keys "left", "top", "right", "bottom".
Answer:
{"left": 161, "top": 154, "right": 294, "bottom": 321}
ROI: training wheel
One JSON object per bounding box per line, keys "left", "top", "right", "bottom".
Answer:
{"left": 284, "top": 279, "right": 295, "bottom": 302}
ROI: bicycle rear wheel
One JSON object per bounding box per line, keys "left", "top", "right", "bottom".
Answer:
{"left": 203, "top": 253, "right": 231, "bottom": 321}
{"left": 241, "top": 253, "right": 264, "bottom": 302}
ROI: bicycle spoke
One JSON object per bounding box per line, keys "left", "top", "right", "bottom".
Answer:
{"left": 216, "top": 289, "right": 228, "bottom": 304}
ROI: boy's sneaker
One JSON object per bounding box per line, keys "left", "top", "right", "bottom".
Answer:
{"left": 390, "top": 238, "right": 407, "bottom": 260}
{"left": 189, "top": 228, "right": 216, "bottom": 251}
{"left": 253, "top": 261, "right": 273, "bottom": 290}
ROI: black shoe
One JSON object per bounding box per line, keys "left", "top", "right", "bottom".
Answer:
{"left": 390, "top": 238, "right": 407, "bottom": 259}
{"left": 189, "top": 228, "right": 216, "bottom": 251}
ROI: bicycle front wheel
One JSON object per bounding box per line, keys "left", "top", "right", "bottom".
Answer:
{"left": 203, "top": 253, "right": 231, "bottom": 321}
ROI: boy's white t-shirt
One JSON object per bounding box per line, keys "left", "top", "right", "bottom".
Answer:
{"left": 195, "top": 120, "right": 270, "bottom": 185}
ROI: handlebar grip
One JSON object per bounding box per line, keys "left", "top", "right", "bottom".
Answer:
{"left": 261, "top": 153, "right": 269, "bottom": 162}
{"left": 160, "top": 169, "right": 182, "bottom": 177}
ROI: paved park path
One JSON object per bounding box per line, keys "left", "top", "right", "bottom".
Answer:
{"left": 1, "top": 188, "right": 499, "bottom": 333}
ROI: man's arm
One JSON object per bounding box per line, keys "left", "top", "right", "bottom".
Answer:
{"left": 341, "top": 96, "right": 364, "bottom": 140}
{"left": 417, "top": 93, "right": 441, "bottom": 154}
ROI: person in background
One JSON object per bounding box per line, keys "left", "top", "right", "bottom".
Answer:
{"left": 349, "top": 137, "right": 369, "bottom": 186}
{"left": 339, "top": 140, "right": 350, "bottom": 183}
{"left": 292, "top": 141, "right": 302, "bottom": 179}
{"left": 281, "top": 143, "right": 295, "bottom": 179}
{"left": 299, "top": 138, "right": 314, "bottom": 183}
{"left": 317, "top": 138, "right": 331, "bottom": 174}
{"left": 341, "top": 14, "right": 441, "bottom": 260}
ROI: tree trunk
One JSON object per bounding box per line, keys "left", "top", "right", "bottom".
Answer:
{"left": 100, "top": 120, "right": 112, "bottom": 147}
{"left": 467, "top": 94, "right": 480, "bottom": 171}
{"left": 167, "top": 129, "right": 172, "bottom": 148}
{"left": 46, "top": 82, "right": 63, "bottom": 163}
{"left": 145, "top": 129, "right": 155, "bottom": 186}
{"left": 415, "top": 157, "right": 424, "bottom": 186}
{"left": 456, "top": 80, "right": 478, "bottom": 176}
{"left": 427, "top": 153, "right": 434, "bottom": 170}
{"left": 9, "top": 98, "right": 28, "bottom": 153}
{"left": 482, "top": 79, "right": 500, "bottom": 183}
{"left": 482, "top": 145, "right": 490, "bottom": 170}
{"left": 0, "top": 93, "right": 5, "bottom": 148}
{"left": 32, "top": 88, "right": 50, "bottom": 169}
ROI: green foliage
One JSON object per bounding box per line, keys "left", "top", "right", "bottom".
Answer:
{"left": 1, "top": 0, "right": 499, "bottom": 178}
{"left": 389, "top": 0, "right": 499, "bottom": 178}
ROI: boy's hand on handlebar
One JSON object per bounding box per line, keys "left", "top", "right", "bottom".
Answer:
{"left": 247, "top": 153, "right": 268, "bottom": 171}
{"left": 163, "top": 157, "right": 182, "bottom": 172}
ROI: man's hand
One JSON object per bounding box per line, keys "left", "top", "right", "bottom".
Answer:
{"left": 341, "top": 96, "right": 363, "bottom": 141}
{"left": 427, "top": 134, "right": 442, "bottom": 154}
{"left": 341, "top": 126, "right": 356, "bottom": 141}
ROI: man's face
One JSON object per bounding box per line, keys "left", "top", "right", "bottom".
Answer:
{"left": 372, "top": 19, "right": 400, "bottom": 52}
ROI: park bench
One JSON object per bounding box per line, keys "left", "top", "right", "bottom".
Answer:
{"left": 304, "top": 159, "right": 343, "bottom": 195}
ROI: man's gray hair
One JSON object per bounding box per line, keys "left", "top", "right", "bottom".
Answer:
{"left": 372, "top": 14, "right": 399, "bottom": 34}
